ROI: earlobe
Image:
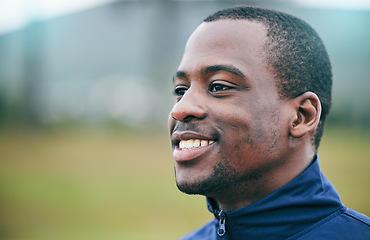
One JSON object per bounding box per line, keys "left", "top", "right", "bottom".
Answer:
{"left": 290, "top": 92, "right": 321, "bottom": 138}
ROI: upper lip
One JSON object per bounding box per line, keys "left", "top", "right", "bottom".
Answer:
{"left": 171, "top": 131, "right": 216, "bottom": 144}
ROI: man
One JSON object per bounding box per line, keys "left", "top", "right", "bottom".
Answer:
{"left": 168, "top": 6, "right": 370, "bottom": 240}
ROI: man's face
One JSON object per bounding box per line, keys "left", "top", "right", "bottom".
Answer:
{"left": 168, "top": 20, "right": 291, "bottom": 199}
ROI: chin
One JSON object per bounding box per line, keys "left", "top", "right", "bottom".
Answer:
{"left": 175, "top": 173, "right": 203, "bottom": 194}
{"left": 175, "top": 175, "right": 212, "bottom": 195}
{"left": 176, "top": 182, "right": 202, "bottom": 195}
{"left": 175, "top": 161, "right": 236, "bottom": 195}
{"left": 175, "top": 175, "right": 229, "bottom": 196}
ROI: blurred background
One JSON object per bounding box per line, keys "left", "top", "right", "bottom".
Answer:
{"left": 0, "top": 0, "right": 369, "bottom": 239}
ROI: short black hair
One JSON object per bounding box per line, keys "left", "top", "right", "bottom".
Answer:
{"left": 204, "top": 6, "right": 332, "bottom": 149}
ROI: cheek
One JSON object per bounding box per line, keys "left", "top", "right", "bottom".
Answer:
{"left": 215, "top": 104, "right": 283, "bottom": 169}
{"left": 215, "top": 110, "right": 254, "bottom": 163}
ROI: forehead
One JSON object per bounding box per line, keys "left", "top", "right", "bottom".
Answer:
{"left": 186, "top": 20, "right": 266, "bottom": 56}
{"left": 180, "top": 20, "right": 268, "bottom": 72}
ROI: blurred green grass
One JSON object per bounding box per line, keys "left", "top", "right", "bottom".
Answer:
{"left": 0, "top": 126, "right": 369, "bottom": 240}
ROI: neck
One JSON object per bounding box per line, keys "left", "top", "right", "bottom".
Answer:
{"left": 214, "top": 151, "right": 316, "bottom": 211}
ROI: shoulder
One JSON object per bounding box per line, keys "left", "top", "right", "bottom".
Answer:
{"left": 289, "top": 207, "right": 370, "bottom": 240}
{"left": 344, "top": 208, "right": 370, "bottom": 226}
{"left": 178, "top": 219, "right": 216, "bottom": 240}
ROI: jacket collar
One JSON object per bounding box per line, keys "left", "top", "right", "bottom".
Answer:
{"left": 206, "top": 155, "right": 344, "bottom": 239}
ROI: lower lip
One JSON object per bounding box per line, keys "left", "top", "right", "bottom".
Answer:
{"left": 172, "top": 143, "right": 215, "bottom": 162}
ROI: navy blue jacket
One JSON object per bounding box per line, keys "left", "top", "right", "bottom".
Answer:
{"left": 180, "top": 156, "right": 370, "bottom": 239}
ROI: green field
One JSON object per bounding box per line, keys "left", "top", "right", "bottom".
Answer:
{"left": 0, "top": 126, "right": 369, "bottom": 240}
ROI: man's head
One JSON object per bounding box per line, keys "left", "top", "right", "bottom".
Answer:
{"left": 168, "top": 6, "right": 332, "bottom": 210}
{"left": 204, "top": 6, "right": 332, "bottom": 149}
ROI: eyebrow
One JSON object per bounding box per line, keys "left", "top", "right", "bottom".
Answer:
{"left": 173, "top": 70, "right": 187, "bottom": 81}
{"left": 173, "top": 64, "right": 246, "bottom": 82}
{"left": 202, "top": 64, "right": 246, "bottom": 78}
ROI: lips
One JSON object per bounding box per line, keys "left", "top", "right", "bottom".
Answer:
{"left": 171, "top": 131, "right": 217, "bottom": 162}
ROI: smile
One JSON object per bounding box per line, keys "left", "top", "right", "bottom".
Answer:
{"left": 173, "top": 138, "right": 216, "bottom": 162}
{"left": 179, "top": 139, "right": 215, "bottom": 150}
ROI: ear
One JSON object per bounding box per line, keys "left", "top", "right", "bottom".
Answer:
{"left": 289, "top": 92, "right": 321, "bottom": 138}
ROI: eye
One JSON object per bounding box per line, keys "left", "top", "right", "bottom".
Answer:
{"left": 173, "top": 86, "right": 188, "bottom": 96}
{"left": 209, "top": 83, "right": 233, "bottom": 92}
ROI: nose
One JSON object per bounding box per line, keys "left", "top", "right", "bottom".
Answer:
{"left": 170, "top": 88, "right": 207, "bottom": 122}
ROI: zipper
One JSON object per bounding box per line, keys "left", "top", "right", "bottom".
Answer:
{"left": 217, "top": 210, "right": 226, "bottom": 237}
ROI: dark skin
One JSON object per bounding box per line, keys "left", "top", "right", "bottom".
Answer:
{"left": 168, "top": 20, "right": 321, "bottom": 211}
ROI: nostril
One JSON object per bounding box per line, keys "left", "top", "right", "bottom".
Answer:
{"left": 183, "top": 115, "right": 197, "bottom": 122}
{"left": 170, "top": 93, "right": 207, "bottom": 121}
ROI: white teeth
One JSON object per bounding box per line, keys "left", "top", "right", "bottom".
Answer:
{"left": 186, "top": 140, "right": 193, "bottom": 149}
{"left": 179, "top": 140, "right": 186, "bottom": 149}
{"left": 178, "top": 139, "right": 215, "bottom": 150}
{"left": 193, "top": 139, "right": 200, "bottom": 148}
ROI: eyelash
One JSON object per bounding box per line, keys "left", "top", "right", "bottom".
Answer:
{"left": 173, "top": 82, "right": 235, "bottom": 97}
{"left": 173, "top": 86, "right": 188, "bottom": 96}
{"left": 209, "top": 83, "right": 233, "bottom": 92}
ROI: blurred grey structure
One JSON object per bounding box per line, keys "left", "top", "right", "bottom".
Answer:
{"left": 0, "top": 0, "right": 369, "bottom": 127}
